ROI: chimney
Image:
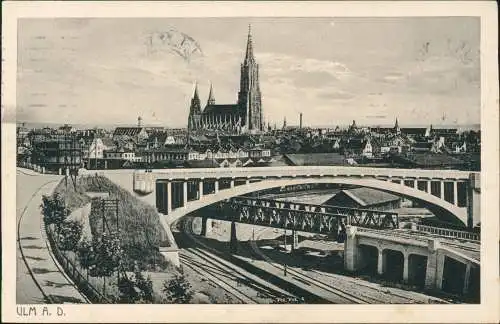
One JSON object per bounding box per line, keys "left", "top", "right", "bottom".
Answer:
{"left": 299, "top": 113, "right": 303, "bottom": 129}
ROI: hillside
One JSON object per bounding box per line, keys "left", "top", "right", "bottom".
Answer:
{"left": 53, "top": 175, "right": 171, "bottom": 270}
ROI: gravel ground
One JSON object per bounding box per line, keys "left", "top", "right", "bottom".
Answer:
{"left": 195, "top": 217, "right": 450, "bottom": 304}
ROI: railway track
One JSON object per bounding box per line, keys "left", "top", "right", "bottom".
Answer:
{"left": 247, "top": 230, "right": 371, "bottom": 304}
{"left": 179, "top": 251, "right": 256, "bottom": 304}
{"left": 177, "top": 217, "right": 295, "bottom": 304}
{"left": 250, "top": 227, "right": 441, "bottom": 304}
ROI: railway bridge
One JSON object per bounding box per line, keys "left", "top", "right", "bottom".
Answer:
{"left": 196, "top": 196, "right": 399, "bottom": 252}
{"left": 125, "top": 166, "right": 480, "bottom": 228}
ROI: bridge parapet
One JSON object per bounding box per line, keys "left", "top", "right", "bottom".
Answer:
{"left": 345, "top": 225, "right": 480, "bottom": 299}
{"left": 134, "top": 166, "right": 474, "bottom": 182}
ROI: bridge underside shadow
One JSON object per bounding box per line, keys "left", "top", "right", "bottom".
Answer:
{"left": 164, "top": 178, "right": 468, "bottom": 230}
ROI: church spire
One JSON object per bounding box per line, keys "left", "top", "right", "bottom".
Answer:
{"left": 244, "top": 24, "right": 255, "bottom": 64}
{"left": 189, "top": 81, "right": 201, "bottom": 115}
{"left": 193, "top": 82, "right": 200, "bottom": 101}
{"left": 394, "top": 117, "right": 401, "bottom": 134}
{"left": 207, "top": 82, "right": 215, "bottom": 105}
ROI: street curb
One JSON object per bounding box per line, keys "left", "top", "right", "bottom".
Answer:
{"left": 41, "top": 216, "right": 91, "bottom": 304}
{"left": 17, "top": 179, "right": 60, "bottom": 304}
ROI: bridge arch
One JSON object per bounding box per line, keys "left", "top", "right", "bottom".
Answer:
{"left": 164, "top": 177, "right": 467, "bottom": 228}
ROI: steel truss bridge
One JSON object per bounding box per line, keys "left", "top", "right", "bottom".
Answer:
{"left": 197, "top": 196, "right": 399, "bottom": 239}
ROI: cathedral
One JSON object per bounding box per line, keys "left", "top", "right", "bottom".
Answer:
{"left": 187, "top": 26, "right": 264, "bottom": 134}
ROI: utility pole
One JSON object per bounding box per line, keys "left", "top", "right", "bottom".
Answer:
{"left": 283, "top": 226, "right": 287, "bottom": 276}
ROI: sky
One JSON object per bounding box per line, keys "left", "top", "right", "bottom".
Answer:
{"left": 17, "top": 17, "right": 480, "bottom": 128}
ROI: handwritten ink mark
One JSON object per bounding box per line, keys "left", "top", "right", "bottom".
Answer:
{"left": 146, "top": 28, "right": 204, "bottom": 62}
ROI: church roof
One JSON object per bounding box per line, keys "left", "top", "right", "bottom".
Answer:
{"left": 113, "top": 127, "right": 145, "bottom": 137}
{"left": 203, "top": 104, "right": 239, "bottom": 114}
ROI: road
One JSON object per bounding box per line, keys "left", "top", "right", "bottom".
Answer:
{"left": 16, "top": 169, "right": 87, "bottom": 304}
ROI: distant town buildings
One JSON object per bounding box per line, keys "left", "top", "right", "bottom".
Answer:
{"left": 16, "top": 117, "right": 481, "bottom": 172}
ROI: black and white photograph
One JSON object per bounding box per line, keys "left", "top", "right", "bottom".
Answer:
{"left": 2, "top": 1, "right": 498, "bottom": 323}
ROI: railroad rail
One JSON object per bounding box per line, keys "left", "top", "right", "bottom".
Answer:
{"left": 249, "top": 227, "right": 448, "bottom": 304}
{"left": 177, "top": 217, "right": 296, "bottom": 303}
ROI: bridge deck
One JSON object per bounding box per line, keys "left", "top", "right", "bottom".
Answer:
{"left": 358, "top": 228, "right": 480, "bottom": 262}
{"left": 138, "top": 166, "right": 472, "bottom": 180}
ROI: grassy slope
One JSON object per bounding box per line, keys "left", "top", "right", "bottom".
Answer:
{"left": 53, "top": 175, "right": 170, "bottom": 270}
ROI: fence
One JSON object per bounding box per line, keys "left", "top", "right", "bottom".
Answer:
{"left": 46, "top": 225, "right": 117, "bottom": 303}
{"left": 17, "top": 161, "right": 60, "bottom": 174}
{"left": 415, "top": 224, "right": 480, "bottom": 242}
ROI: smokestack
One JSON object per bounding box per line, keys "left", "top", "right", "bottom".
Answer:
{"left": 299, "top": 113, "right": 303, "bottom": 129}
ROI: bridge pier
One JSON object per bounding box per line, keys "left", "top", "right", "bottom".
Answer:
{"left": 291, "top": 229, "right": 299, "bottom": 252}
{"left": 344, "top": 226, "right": 360, "bottom": 271}
{"left": 229, "top": 221, "right": 238, "bottom": 254}
{"left": 167, "top": 182, "right": 172, "bottom": 214}
{"left": 183, "top": 181, "right": 188, "bottom": 207}
{"left": 200, "top": 216, "right": 212, "bottom": 236}
{"left": 402, "top": 253, "right": 409, "bottom": 284}
{"left": 377, "top": 249, "right": 384, "bottom": 275}
{"left": 467, "top": 173, "right": 480, "bottom": 229}
{"left": 424, "top": 240, "right": 445, "bottom": 290}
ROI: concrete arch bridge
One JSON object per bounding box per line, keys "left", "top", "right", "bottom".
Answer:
{"left": 119, "top": 166, "right": 480, "bottom": 229}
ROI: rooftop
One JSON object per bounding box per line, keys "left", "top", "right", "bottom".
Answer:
{"left": 283, "top": 153, "right": 346, "bottom": 166}
{"left": 335, "top": 187, "right": 401, "bottom": 207}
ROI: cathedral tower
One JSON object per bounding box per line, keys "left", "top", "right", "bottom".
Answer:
{"left": 238, "top": 25, "right": 263, "bottom": 132}
{"left": 207, "top": 83, "right": 215, "bottom": 105}
{"left": 188, "top": 83, "right": 202, "bottom": 130}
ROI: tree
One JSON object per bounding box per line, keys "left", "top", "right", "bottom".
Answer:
{"left": 77, "top": 232, "right": 123, "bottom": 297}
{"left": 118, "top": 275, "right": 139, "bottom": 303}
{"left": 162, "top": 274, "right": 194, "bottom": 304}
{"left": 117, "top": 271, "right": 154, "bottom": 304}
{"left": 41, "top": 193, "right": 70, "bottom": 233}
{"left": 58, "top": 220, "right": 83, "bottom": 251}
{"left": 134, "top": 271, "right": 154, "bottom": 303}
{"left": 90, "top": 232, "right": 122, "bottom": 278}
{"left": 77, "top": 238, "right": 95, "bottom": 270}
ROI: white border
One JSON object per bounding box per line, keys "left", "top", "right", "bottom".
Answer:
{"left": 2, "top": 1, "right": 499, "bottom": 323}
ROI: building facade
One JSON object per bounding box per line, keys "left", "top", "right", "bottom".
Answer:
{"left": 30, "top": 133, "right": 83, "bottom": 171}
{"left": 188, "top": 26, "right": 264, "bottom": 134}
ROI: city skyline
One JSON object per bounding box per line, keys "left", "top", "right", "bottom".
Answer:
{"left": 17, "top": 17, "right": 480, "bottom": 128}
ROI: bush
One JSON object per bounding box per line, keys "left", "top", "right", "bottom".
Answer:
{"left": 58, "top": 220, "right": 83, "bottom": 251}
{"left": 162, "top": 274, "right": 194, "bottom": 304}
{"left": 117, "top": 271, "right": 154, "bottom": 304}
{"left": 118, "top": 275, "right": 139, "bottom": 303}
{"left": 77, "top": 232, "right": 123, "bottom": 278}
{"left": 41, "top": 193, "right": 70, "bottom": 231}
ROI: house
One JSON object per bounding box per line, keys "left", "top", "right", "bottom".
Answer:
{"left": 30, "top": 134, "right": 83, "bottom": 171}
{"left": 395, "top": 153, "right": 467, "bottom": 169}
{"left": 343, "top": 138, "right": 373, "bottom": 157}
{"left": 248, "top": 147, "right": 271, "bottom": 159}
{"left": 58, "top": 124, "right": 76, "bottom": 133}
{"left": 113, "top": 127, "right": 148, "bottom": 141}
{"left": 104, "top": 148, "right": 140, "bottom": 162}
{"left": 324, "top": 187, "right": 401, "bottom": 211}
{"left": 411, "top": 141, "right": 434, "bottom": 153}
{"left": 400, "top": 128, "right": 428, "bottom": 139}
{"left": 332, "top": 138, "right": 341, "bottom": 151}
{"left": 87, "top": 137, "right": 115, "bottom": 159}
{"left": 379, "top": 135, "right": 409, "bottom": 154}
{"left": 143, "top": 147, "right": 199, "bottom": 165}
